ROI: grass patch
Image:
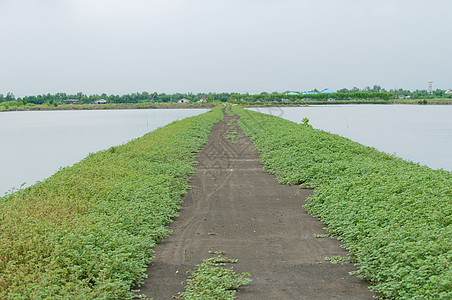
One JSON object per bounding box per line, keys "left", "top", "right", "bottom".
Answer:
{"left": 225, "top": 106, "right": 239, "bottom": 144}
{"left": 233, "top": 106, "right": 451, "bottom": 300}
{"left": 0, "top": 107, "right": 223, "bottom": 299}
{"left": 224, "top": 106, "right": 235, "bottom": 117}
{"left": 226, "top": 119, "right": 238, "bottom": 144}
{"left": 176, "top": 254, "right": 252, "bottom": 300}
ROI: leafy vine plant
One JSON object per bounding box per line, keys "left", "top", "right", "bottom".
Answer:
{"left": 301, "top": 117, "right": 313, "bottom": 128}
{"left": 176, "top": 253, "right": 252, "bottom": 300}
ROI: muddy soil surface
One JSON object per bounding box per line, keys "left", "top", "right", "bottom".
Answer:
{"left": 138, "top": 113, "right": 375, "bottom": 299}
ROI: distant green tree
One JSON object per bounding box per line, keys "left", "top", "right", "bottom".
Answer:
{"left": 5, "top": 92, "right": 15, "bottom": 102}
{"left": 433, "top": 89, "right": 444, "bottom": 97}
{"left": 371, "top": 85, "right": 385, "bottom": 92}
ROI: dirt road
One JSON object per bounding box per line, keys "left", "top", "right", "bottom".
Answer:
{"left": 138, "top": 113, "right": 375, "bottom": 299}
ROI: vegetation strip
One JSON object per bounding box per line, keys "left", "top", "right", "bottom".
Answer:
{"left": 0, "top": 107, "right": 223, "bottom": 299}
{"left": 224, "top": 106, "right": 239, "bottom": 144}
{"left": 176, "top": 253, "right": 252, "bottom": 300}
{"left": 2, "top": 89, "right": 452, "bottom": 112}
{"left": 226, "top": 119, "right": 238, "bottom": 144}
{"left": 232, "top": 106, "right": 451, "bottom": 299}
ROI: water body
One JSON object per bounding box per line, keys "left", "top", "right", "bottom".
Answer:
{"left": 250, "top": 105, "right": 452, "bottom": 172}
{"left": 0, "top": 109, "right": 208, "bottom": 196}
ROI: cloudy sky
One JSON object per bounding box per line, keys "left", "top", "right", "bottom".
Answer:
{"left": 1, "top": 0, "right": 451, "bottom": 96}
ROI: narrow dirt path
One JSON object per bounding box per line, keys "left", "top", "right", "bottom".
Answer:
{"left": 139, "top": 112, "right": 375, "bottom": 299}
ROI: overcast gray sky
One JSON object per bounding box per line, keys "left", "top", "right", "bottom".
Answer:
{"left": 1, "top": 0, "right": 451, "bottom": 96}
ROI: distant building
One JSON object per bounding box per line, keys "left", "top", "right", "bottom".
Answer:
{"left": 281, "top": 98, "right": 290, "bottom": 103}
{"left": 94, "top": 99, "right": 107, "bottom": 104}
{"left": 302, "top": 91, "right": 318, "bottom": 95}
{"left": 62, "top": 99, "right": 79, "bottom": 105}
{"left": 446, "top": 90, "right": 452, "bottom": 95}
{"left": 286, "top": 92, "right": 300, "bottom": 96}
{"left": 320, "top": 89, "right": 335, "bottom": 94}
{"left": 178, "top": 98, "right": 190, "bottom": 103}
{"left": 198, "top": 97, "right": 207, "bottom": 102}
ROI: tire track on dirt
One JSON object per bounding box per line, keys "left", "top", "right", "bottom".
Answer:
{"left": 138, "top": 112, "right": 376, "bottom": 299}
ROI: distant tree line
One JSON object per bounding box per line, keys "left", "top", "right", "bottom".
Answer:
{"left": 0, "top": 92, "right": 232, "bottom": 105}
{"left": 1, "top": 86, "right": 451, "bottom": 106}
{"left": 336, "top": 85, "right": 452, "bottom": 99}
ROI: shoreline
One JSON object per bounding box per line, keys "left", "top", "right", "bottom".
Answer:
{"left": 243, "top": 99, "right": 452, "bottom": 107}
{"left": 0, "top": 102, "right": 218, "bottom": 112}
{"left": 0, "top": 107, "right": 224, "bottom": 298}
{"left": 1, "top": 106, "right": 449, "bottom": 298}
{"left": 2, "top": 99, "right": 452, "bottom": 112}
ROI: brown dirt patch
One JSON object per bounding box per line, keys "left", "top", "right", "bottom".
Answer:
{"left": 138, "top": 113, "right": 375, "bottom": 299}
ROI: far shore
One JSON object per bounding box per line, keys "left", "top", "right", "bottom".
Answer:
{"left": 0, "top": 102, "right": 218, "bottom": 112}
{"left": 1, "top": 98, "right": 452, "bottom": 112}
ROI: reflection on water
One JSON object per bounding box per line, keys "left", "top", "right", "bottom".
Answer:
{"left": 250, "top": 105, "right": 452, "bottom": 172}
{"left": 0, "top": 109, "right": 208, "bottom": 196}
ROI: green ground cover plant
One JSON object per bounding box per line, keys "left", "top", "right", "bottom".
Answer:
{"left": 226, "top": 119, "right": 239, "bottom": 144}
{"left": 224, "top": 106, "right": 235, "bottom": 117}
{"left": 0, "top": 107, "right": 223, "bottom": 299}
{"left": 176, "top": 253, "right": 252, "bottom": 300}
{"left": 232, "top": 106, "right": 451, "bottom": 299}
{"left": 225, "top": 106, "right": 239, "bottom": 143}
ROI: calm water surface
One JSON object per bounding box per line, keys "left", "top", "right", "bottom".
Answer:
{"left": 250, "top": 105, "right": 452, "bottom": 171}
{"left": 0, "top": 109, "right": 208, "bottom": 196}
